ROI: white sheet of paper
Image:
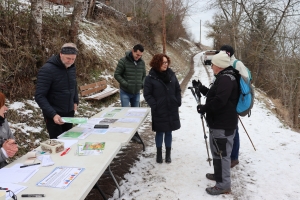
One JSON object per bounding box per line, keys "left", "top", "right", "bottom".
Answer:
{"left": 36, "top": 166, "right": 84, "bottom": 189}
{"left": 0, "top": 166, "right": 39, "bottom": 183}
{"left": 55, "top": 139, "right": 78, "bottom": 148}
{"left": 117, "top": 118, "right": 141, "bottom": 123}
{"left": 0, "top": 182, "right": 27, "bottom": 200}
{"left": 107, "top": 127, "right": 133, "bottom": 134}
{"left": 87, "top": 118, "right": 103, "bottom": 124}
{"left": 127, "top": 108, "right": 148, "bottom": 112}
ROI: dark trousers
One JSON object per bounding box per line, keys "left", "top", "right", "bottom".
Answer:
{"left": 230, "top": 126, "right": 240, "bottom": 160}
{"left": 155, "top": 131, "right": 172, "bottom": 148}
{"left": 44, "top": 111, "right": 74, "bottom": 139}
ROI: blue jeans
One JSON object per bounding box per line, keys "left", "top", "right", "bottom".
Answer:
{"left": 230, "top": 126, "right": 240, "bottom": 160}
{"left": 155, "top": 131, "right": 172, "bottom": 148}
{"left": 120, "top": 89, "right": 140, "bottom": 107}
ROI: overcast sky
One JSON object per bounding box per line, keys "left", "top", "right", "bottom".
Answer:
{"left": 183, "top": 0, "right": 217, "bottom": 47}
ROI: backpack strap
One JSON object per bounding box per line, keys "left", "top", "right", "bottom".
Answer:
{"left": 233, "top": 59, "right": 239, "bottom": 69}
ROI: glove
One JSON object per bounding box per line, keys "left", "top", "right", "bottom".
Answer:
{"left": 192, "top": 79, "right": 202, "bottom": 89}
{"left": 197, "top": 104, "right": 205, "bottom": 114}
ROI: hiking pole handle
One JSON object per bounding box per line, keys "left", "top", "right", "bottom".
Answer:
{"left": 238, "top": 116, "right": 256, "bottom": 151}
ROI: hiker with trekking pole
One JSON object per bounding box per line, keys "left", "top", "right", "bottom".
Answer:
{"left": 192, "top": 51, "right": 240, "bottom": 195}
{"left": 219, "top": 45, "right": 256, "bottom": 168}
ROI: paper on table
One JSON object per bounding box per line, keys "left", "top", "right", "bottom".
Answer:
{"left": 89, "top": 129, "right": 108, "bottom": 134}
{"left": 110, "top": 108, "right": 123, "bottom": 112}
{"left": 127, "top": 108, "right": 148, "bottom": 112}
{"left": 125, "top": 112, "right": 145, "bottom": 117}
{"left": 38, "top": 155, "right": 54, "bottom": 167}
{"left": 102, "top": 112, "right": 117, "bottom": 117}
{"left": 0, "top": 166, "right": 39, "bottom": 183}
{"left": 87, "top": 118, "right": 103, "bottom": 124}
{"left": 55, "top": 139, "right": 78, "bottom": 148}
{"left": 77, "top": 123, "right": 95, "bottom": 129}
{"left": 117, "top": 118, "right": 141, "bottom": 123}
{"left": 107, "top": 127, "right": 133, "bottom": 134}
{"left": 0, "top": 182, "right": 27, "bottom": 200}
{"left": 36, "top": 166, "right": 84, "bottom": 189}
{"left": 57, "top": 131, "right": 83, "bottom": 139}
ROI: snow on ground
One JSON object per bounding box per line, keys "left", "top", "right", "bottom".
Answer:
{"left": 110, "top": 52, "right": 300, "bottom": 200}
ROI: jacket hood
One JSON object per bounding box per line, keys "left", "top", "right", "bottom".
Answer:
{"left": 46, "top": 54, "right": 70, "bottom": 69}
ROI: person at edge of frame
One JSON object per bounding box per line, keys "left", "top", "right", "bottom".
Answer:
{"left": 0, "top": 92, "right": 18, "bottom": 169}
{"left": 196, "top": 51, "right": 239, "bottom": 195}
{"left": 35, "top": 43, "right": 79, "bottom": 139}
{"left": 114, "top": 44, "right": 146, "bottom": 144}
{"left": 143, "top": 53, "right": 181, "bottom": 164}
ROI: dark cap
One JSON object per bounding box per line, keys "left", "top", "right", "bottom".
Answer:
{"left": 220, "top": 45, "right": 234, "bottom": 57}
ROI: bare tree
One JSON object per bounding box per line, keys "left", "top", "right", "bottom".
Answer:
{"left": 69, "top": 0, "right": 85, "bottom": 43}
{"left": 29, "top": 0, "right": 43, "bottom": 49}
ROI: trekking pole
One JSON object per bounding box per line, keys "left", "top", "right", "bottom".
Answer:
{"left": 238, "top": 116, "right": 256, "bottom": 151}
{"left": 202, "top": 115, "right": 223, "bottom": 159}
{"left": 188, "top": 86, "right": 212, "bottom": 166}
{"left": 200, "top": 114, "right": 212, "bottom": 166}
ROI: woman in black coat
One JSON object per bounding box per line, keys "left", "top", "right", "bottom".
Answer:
{"left": 143, "top": 54, "right": 181, "bottom": 163}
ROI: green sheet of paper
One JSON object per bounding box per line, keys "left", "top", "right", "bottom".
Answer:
{"left": 62, "top": 117, "right": 88, "bottom": 124}
{"left": 59, "top": 131, "right": 83, "bottom": 138}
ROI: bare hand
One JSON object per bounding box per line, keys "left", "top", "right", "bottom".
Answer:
{"left": 53, "top": 114, "right": 64, "bottom": 125}
{"left": 74, "top": 103, "right": 78, "bottom": 111}
{"left": 3, "top": 139, "right": 18, "bottom": 157}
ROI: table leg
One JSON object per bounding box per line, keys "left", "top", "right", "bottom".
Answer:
{"left": 107, "top": 165, "right": 121, "bottom": 198}
{"left": 93, "top": 183, "right": 107, "bottom": 200}
{"left": 135, "top": 131, "right": 145, "bottom": 151}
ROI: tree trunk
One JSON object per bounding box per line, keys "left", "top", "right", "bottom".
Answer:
{"left": 162, "top": 0, "right": 166, "bottom": 54}
{"left": 86, "top": 0, "right": 95, "bottom": 19}
{"left": 69, "top": 0, "right": 84, "bottom": 43}
{"left": 29, "top": 0, "right": 43, "bottom": 49}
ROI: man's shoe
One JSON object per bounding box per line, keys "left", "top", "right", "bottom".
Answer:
{"left": 206, "top": 173, "right": 215, "bottom": 181}
{"left": 131, "top": 133, "right": 142, "bottom": 144}
{"left": 206, "top": 186, "right": 231, "bottom": 195}
{"left": 231, "top": 159, "right": 239, "bottom": 168}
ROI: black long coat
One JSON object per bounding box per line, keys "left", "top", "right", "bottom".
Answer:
{"left": 143, "top": 68, "right": 181, "bottom": 132}
{"left": 35, "top": 55, "right": 79, "bottom": 119}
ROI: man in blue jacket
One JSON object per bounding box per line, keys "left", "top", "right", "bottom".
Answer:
{"left": 35, "top": 43, "right": 79, "bottom": 139}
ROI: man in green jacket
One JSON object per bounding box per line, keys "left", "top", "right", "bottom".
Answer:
{"left": 114, "top": 44, "right": 146, "bottom": 143}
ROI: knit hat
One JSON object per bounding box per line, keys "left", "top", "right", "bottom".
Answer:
{"left": 220, "top": 45, "right": 235, "bottom": 57}
{"left": 211, "top": 51, "right": 230, "bottom": 69}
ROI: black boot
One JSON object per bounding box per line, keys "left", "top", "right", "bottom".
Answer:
{"left": 156, "top": 147, "right": 162, "bottom": 163}
{"left": 165, "top": 147, "right": 171, "bottom": 163}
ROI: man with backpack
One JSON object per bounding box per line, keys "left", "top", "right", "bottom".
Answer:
{"left": 196, "top": 51, "right": 239, "bottom": 195}
{"left": 220, "top": 45, "right": 249, "bottom": 168}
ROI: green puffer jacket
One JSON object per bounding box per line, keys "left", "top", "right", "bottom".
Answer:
{"left": 114, "top": 51, "right": 146, "bottom": 94}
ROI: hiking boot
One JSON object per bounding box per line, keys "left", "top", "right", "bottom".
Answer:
{"left": 131, "top": 132, "right": 142, "bottom": 144}
{"left": 156, "top": 147, "right": 163, "bottom": 163}
{"left": 206, "top": 173, "right": 215, "bottom": 181}
{"left": 165, "top": 147, "right": 171, "bottom": 163}
{"left": 231, "top": 159, "right": 239, "bottom": 168}
{"left": 206, "top": 186, "right": 231, "bottom": 195}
